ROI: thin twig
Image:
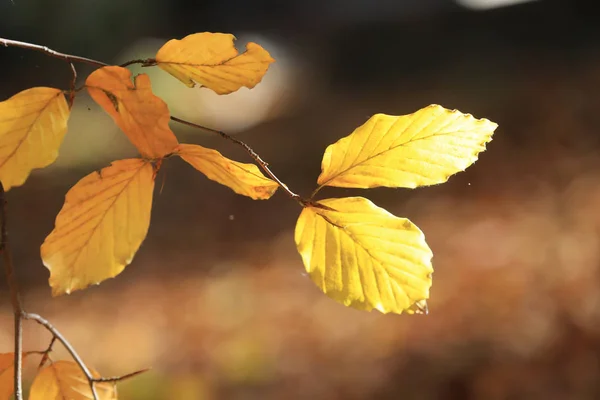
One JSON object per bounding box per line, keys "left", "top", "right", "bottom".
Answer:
{"left": 67, "top": 62, "right": 77, "bottom": 108}
{"left": 0, "top": 181, "right": 24, "bottom": 400}
{"left": 170, "top": 116, "right": 305, "bottom": 205}
{"left": 23, "top": 313, "right": 100, "bottom": 400}
{"left": 38, "top": 336, "right": 58, "bottom": 369}
{"left": 0, "top": 37, "right": 108, "bottom": 67}
{"left": 91, "top": 367, "right": 151, "bottom": 383}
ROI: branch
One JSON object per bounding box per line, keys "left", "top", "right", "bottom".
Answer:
{"left": 23, "top": 313, "right": 100, "bottom": 400}
{"left": 0, "top": 37, "right": 108, "bottom": 67}
{"left": 170, "top": 116, "right": 306, "bottom": 205}
{"left": 0, "top": 181, "right": 24, "bottom": 400}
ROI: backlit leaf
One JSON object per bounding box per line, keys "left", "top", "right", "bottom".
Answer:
{"left": 0, "top": 87, "right": 69, "bottom": 190}
{"left": 29, "top": 361, "right": 117, "bottom": 400}
{"left": 86, "top": 66, "right": 179, "bottom": 159}
{"left": 155, "top": 32, "right": 275, "bottom": 94}
{"left": 317, "top": 104, "right": 498, "bottom": 189}
{"left": 41, "top": 159, "right": 154, "bottom": 296}
{"left": 175, "top": 143, "right": 278, "bottom": 200}
{"left": 294, "top": 197, "right": 433, "bottom": 314}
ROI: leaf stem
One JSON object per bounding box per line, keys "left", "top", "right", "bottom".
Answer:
{"left": 171, "top": 116, "right": 306, "bottom": 206}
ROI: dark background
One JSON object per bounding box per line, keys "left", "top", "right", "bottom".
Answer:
{"left": 3, "top": 0, "right": 600, "bottom": 398}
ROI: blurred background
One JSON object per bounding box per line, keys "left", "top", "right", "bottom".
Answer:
{"left": 2, "top": 0, "right": 600, "bottom": 398}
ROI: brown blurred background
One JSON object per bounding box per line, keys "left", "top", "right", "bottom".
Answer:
{"left": 2, "top": 0, "right": 600, "bottom": 398}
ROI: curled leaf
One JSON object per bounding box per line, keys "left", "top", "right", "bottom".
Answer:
{"left": 86, "top": 66, "right": 179, "bottom": 159}
{"left": 0, "top": 87, "right": 69, "bottom": 190}
{"left": 41, "top": 159, "right": 154, "bottom": 296}
{"left": 155, "top": 32, "right": 275, "bottom": 94}
{"left": 294, "top": 197, "right": 433, "bottom": 314}
{"left": 175, "top": 143, "right": 278, "bottom": 200}
{"left": 317, "top": 104, "right": 498, "bottom": 190}
{"left": 29, "top": 361, "right": 117, "bottom": 400}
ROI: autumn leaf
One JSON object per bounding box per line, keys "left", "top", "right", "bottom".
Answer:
{"left": 155, "top": 32, "right": 275, "bottom": 95}
{"left": 0, "top": 87, "right": 69, "bottom": 190}
{"left": 175, "top": 143, "right": 278, "bottom": 200}
{"left": 29, "top": 361, "right": 117, "bottom": 400}
{"left": 41, "top": 159, "right": 154, "bottom": 296}
{"left": 317, "top": 104, "right": 498, "bottom": 190}
{"left": 0, "top": 353, "right": 30, "bottom": 400}
{"left": 294, "top": 197, "right": 433, "bottom": 314}
{"left": 86, "top": 66, "right": 179, "bottom": 159}
{"left": 0, "top": 353, "right": 16, "bottom": 400}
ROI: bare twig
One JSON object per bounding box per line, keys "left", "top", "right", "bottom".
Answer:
{"left": 0, "top": 37, "right": 108, "bottom": 67}
{"left": 37, "top": 336, "right": 58, "bottom": 369}
{"left": 91, "top": 367, "right": 151, "bottom": 383}
{"left": 0, "top": 181, "right": 24, "bottom": 400}
{"left": 23, "top": 313, "right": 100, "bottom": 400}
{"left": 170, "top": 116, "right": 306, "bottom": 205}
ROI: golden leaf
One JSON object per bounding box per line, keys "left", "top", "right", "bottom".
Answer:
{"left": 86, "top": 66, "right": 179, "bottom": 159}
{"left": 294, "top": 197, "right": 433, "bottom": 314}
{"left": 155, "top": 32, "right": 275, "bottom": 94}
{"left": 0, "top": 87, "right": 69, "bottom": 190}
{"left": 29, "top": 361, "right": 116, "bottom": 400}
{"left": 317, "top": 104, "right": 498, "bottom": 189}
{"left": 41, "top": 159, "right": 154, "bottom": 296}
{"left": 175, "top": 143, "right": 278, "bottom": 200}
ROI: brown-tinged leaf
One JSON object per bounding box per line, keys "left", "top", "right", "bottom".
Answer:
{"left": 29, "top": 361, "right": 117, "bottom": 400}
{"left": 175, "top": 143, "right": 278, "bottom": 199}
{"left": 0, "top": 87, "right": 69, "bottom": 190}
{"left": 86, "top": 66, "right": 179, "bottom": 159}
{"left": 41, "top": 159, "right": 154, "bottom": 296}
{"left": 155, "top": 32, "right": 275, "bottom": 94}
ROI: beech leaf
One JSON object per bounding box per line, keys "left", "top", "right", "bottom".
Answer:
{"left": 317, "top": 104, "right": 498, "bottom": 189}
{"left": 86, "top": 66, "right": 179, "bottom": 159}
{"left": 41, "top": 159, "right": 154, "bottom": 296}
{"left": 155, "top": 32, "right": 275, "bottom": 94}
{"left": 175, "top": 143, "right": 278, "bottom": 200}
{"left": 29, "top": 361, "right": 117, "bottom": 400}
{"left": 294, "top": 197, "right": 433, "bottom": 314}
{"left": 0, "top": 87, "right": 69, "bottom": 190}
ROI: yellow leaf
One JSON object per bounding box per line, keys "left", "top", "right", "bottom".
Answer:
{"left": 175, "top": 143, "right": 278, "bottom": 200}
{"left": 86, "top": 66, "right": 179, "bottom": 159}
{"left": 41, "top": 159, "right": 154, "bottom": 296}
{"left": 29, "top": 361, "right": 117, "bottom": 400}
{"left": 294, "top": 197, "right": 433, "bottom": 314}
{"left": 155, "top": 32, "right": 275, "bottom": 94}
{"left": 317, "top": 104, "right": 498, "bottom": 189}
{"left": 0, "top": 87, "right": 69, "bottom": 190}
